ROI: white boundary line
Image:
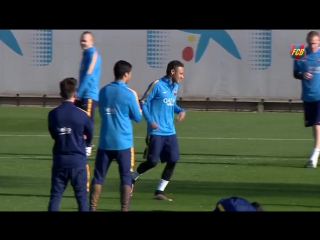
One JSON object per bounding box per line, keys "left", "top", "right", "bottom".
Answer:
{"left": 0, "top": 155, "right": 295, "bottom": 161}
{"left": 0, "top": 134, "right": 313, "bottom": 141}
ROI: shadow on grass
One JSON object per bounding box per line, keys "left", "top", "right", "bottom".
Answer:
{"left": 134, "top": 152, "right": 306, "bottom": 160}
{"left": 0, "top": 193, "right": 73, "bottom": 199}
{"left": 80, "top": 209, "right": 178, "bottom": 212}
{"left": 0, "top": 192, "right": 118, "bottom": 201}
{"left": 1, "top": 175, "right": 318, "bottom": 198}
{"left": 1, "top": 176, "right": 320, "bottom": 210}
{"left": 128, "top": 180, "right": 320, "bottom": 200}
{"left": 263, "top": 203, "right": 320, "bottom": 209}
{"left": 0, "top": 151, "right": 306, "bottom": 159}
{"left": 0, "top": 152, "right": 306, "bottom": 168}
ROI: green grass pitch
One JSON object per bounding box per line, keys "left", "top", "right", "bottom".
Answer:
{"left": 0, "top": 106, "right": 320, "bottom": 211}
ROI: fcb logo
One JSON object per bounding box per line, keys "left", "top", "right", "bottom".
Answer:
{"left": 174, "top": 91, "right": 177, "bottom": 95}
{"left": 290, "top": 44, "right": 306, "bottom": 60}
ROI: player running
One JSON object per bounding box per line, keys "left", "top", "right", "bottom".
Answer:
{"left": 48, "top": 78, "right": 92, "bottom": 211}
{"left": 293, "top": 31, "right": 320, "bottom": 168}
{"left": 89, "top": 60, "right": 142, "bottom": 211}
{"left": 131, "top": 60, "right": 186, "bottom": 201}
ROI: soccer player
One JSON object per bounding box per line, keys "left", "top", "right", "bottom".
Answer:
{"left": 131, "top": 60, "right": 186, "bottom": 201}
{"left": 47, "top": 78, "right": 93, "bottom": 212}
{"left": 75, "top": 31, "right": 101, "bottom": 193}
{"left": 293, "top": 31, "right": 320, "bottom": 168}
{"left": 89, "top": 60, "right": 142, "bottom": 211}
{"left": 213, "top": 197, "right": 263, "bottom": 212}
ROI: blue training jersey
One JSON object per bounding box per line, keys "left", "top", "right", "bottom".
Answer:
{"left": 294, "top": 47, "right": 320, "bottom": 102}
{"left": 48, "top": 101, "right": 93, "bottom": 168}
{"left": 214, "top": 197, "right": 256, "bottom": 212}
{"left": 140, "top": 77, "right": 185, "bottom": 136}
{"left": 98, "top": 81, "right": 142, "bottom": 150}
{"left": 77, "top": 46, "right": 101, "bottom": 101}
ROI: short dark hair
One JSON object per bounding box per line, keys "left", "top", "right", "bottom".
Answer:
{"left": 166, "top": 60, "right": 184, "bottom": 75}
{"left": 251, "top": 202, "right": 263, "bottom": 211}
{"left": 113, "top": 60, "right": 132, "bottom": 80}
{"left": 81, "top": 31, "right": 93, "bottom": 37}
{"left": 60, "top": 78, "right": 77, "bottom": 100}
{"left": 307, "top": 31, "right": 319, "bottom": 41}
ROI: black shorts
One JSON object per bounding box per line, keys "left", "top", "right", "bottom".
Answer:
{"left": 303, "top": 100, "right": 320, "bottom": 127}
{"left": 143, "top": 134, "right": 179, "bottom": 163}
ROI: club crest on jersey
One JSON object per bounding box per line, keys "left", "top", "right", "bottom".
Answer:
{"left": 174, "top": 91, "right": 177, "bottom": 95}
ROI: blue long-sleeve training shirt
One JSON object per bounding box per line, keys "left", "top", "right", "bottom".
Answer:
{"left": 214, "top": 197, "right": 257, "bottom": 212}
{"left": 293, "top": 47, "right": 320, "bottom": 102}
{"left": 48, "top": 101, "right": 93, "bottom": 168}
{"left": 77, "top": 46, "right": 101, "bottom": 101}
{"left": 140, "top": 77, "right": 185, "bottom": 136}
{"left": 98, "top": 81, "right": 142, "bottom": 150}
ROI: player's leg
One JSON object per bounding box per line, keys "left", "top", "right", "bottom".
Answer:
{"left": 75, "top": 98, "right": 95, "bottom": 192}
{"left": 305, "top": 101, "right": 320, "bottom": 168}
{"left": 85, "top": 99, "right": 95, "bottom": 194}
{"left": 48, "top": 167, "right": 69, "bottom": 211}
{"left": 75, "top": 98, "right": 93, "bottom": 157}
{"left": 116, "top": 148, "right": 134, "bottom": 211}
{"left": 142, "top": 135, "right": 149, "bottom": 159}
{"left": 131, "top": 135, "right": 164, "bottom": 196}
{"left": 154, "top": 134, "right": 180, "bottom": 201}
{"left": 87, "top": 99, "right": 97, "bottom": 151}
{"left": 70, "top": 166, "right": 89, "bottom": 211}
{"left": 85, "top": 100, "right": 97, "bottom": 193}
{"left": 86, "top": 164, "right": 90, "bottom": 193}
{"left": 89, "top": 149, "right": 113, "bottom": 211}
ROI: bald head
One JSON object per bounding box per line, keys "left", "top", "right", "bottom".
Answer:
{"left": 80, "top": 31, "right": 94, "bottom": 50}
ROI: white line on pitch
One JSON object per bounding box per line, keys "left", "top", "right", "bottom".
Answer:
{"left": 0, "top": 134, "right": 313, "bottom": 141}
{"left": 0, "top": 156, "right": 295, "bottom": 161}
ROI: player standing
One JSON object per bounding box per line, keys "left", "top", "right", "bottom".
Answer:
{"left": 48, "top": 78, "right": 93, "bottom": 211}
{"left": 89, "top": 60, "right": 142, "bottom": 211}
{"left": 131, "top": 60, "right": 186, "bottom": 201}
{"left": 293, "top": 31, "right": 320, "bottom": 168}
{"left": 75, "top": 31, "right": 101, "bottom": 192}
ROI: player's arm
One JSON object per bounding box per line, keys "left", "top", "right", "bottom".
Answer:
{"left": 77, "top": 51, "right": 98, "bottom": 97}
{"left": 98, "top": 89, "right": 104, "bottom": 117}
{"left": 174, "top": 103, "right": 185, "bottom": 114}
{"left": 83, "top": 115, "right": 93, "bottom": 145}
{"left": 140, "top": 82, "right": 158, "bottom": 124}
{"left": 47, "top": 111, "right": 55, "bottom": 140}
{"left": 128, "top": 89, "right": 142, "bottom": 123}
{"left": 293, "top": 60, "right": 303, "bottom": 80}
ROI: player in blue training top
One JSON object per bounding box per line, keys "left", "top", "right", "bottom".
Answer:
{"left": 47, "top": 78, "right": 93, "bottom": 211}
{"left": 89, "top": 60, "right": 142, "bottom": 211}
{"left": 293, "top": 31, "right": 320, "bottom": 168}
{"left": 213, "top": 197, "right": 263, "bottom": 212}
{"left": 131, "top": 60, "right": 186, "bottom": 201}
{"left": 75, "top": 31, "right": 101, "bottom": 193}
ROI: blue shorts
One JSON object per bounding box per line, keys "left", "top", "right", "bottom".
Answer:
{"left": 143, "top": 134, "right": 179, "bottom": 163}
{"left": 75, "top": 98, "right": 97, "bottom": 123}
{"left": 92, "top": 148, "right": 134, "bottom": 186}
{"left": 303, "top": 100, "right": 320, "bottom": 127}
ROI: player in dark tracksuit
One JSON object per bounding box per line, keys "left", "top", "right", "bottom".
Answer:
{"left": 48, "top": 78, "right": 93, "bottom": 212}
{"left": 89, "top": 60, "right": 142, "bottom": 211}
{"left": 75, "top": 31, "right": 101, "bottom": 193}
{"left": 213, "top": 197, "right": 263, "bottom": 212}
